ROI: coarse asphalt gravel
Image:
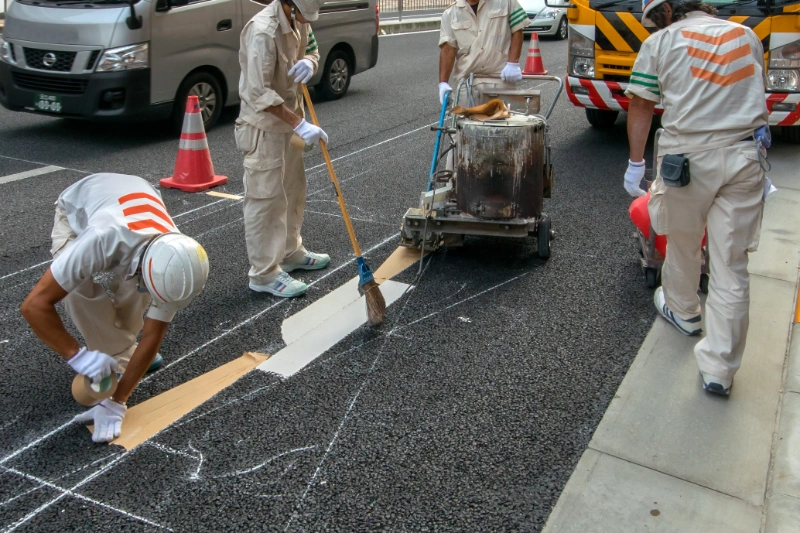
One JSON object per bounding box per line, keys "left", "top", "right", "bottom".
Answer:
{"left": 1, "top": 31, "right": 666, "bottom": 531}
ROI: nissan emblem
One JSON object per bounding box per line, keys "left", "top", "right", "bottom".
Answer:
{"left": 42, "top": 52, "right": 57, "bottom": 68}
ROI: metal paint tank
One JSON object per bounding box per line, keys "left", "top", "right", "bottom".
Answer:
{"left": 455, "top": 114, "right": 546, "bottom": 220}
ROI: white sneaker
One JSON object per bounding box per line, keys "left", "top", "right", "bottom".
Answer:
{"left": 700, "top": 371, "right": 732, "bottom": 396}
{"left": 654, "top": 287, "right": 702, "bottom": 336}
{"left": 249, "top": 272, "right": 307, "bottom": 298}
{"left": 280, "top": 251, "right": 331, "bottom": 272}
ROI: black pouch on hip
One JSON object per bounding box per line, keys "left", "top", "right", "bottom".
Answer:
{"left": 660, "top": 154, "right": 690, "bottom": 188}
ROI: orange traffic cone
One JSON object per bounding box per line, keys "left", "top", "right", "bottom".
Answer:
{"left": 522, "top": 32, "right": 548, "bottom": 75}
{"left": 160, "top": 96, "right": 227, "bottom": 193}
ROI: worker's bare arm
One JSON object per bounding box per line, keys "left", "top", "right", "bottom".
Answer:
{"left": 627, "top": 96, "right": 657, "bottom": 162}
{"left": 112, "top": 317, "right": 169, "bottom": 405}
{"left": 20, "top": 269, "right": 79, "bottom": 360}
{"left": 439, "top": 44, "right": 457, "bottom": 84}
{"left": 266, "top": 103, "right": 303, "bottom": 129}
{"left": 508, "top": 30, "right": 524, "bottom": 64}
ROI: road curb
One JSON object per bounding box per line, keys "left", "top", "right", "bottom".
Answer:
{"left": 380, "top": 17, "right": 440, "bottom": 35}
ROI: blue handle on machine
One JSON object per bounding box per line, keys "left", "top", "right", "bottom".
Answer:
{"left": 427, "top": 91, "right": 451, "bottom": 193}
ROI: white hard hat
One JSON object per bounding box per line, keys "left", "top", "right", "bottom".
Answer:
{"left": 140, "top": 233, "right": 209, "bottom": 314}
{"left": 292, "top": 0, "right": 321, "bottom": 21}
{"left": 642, "top": 0, "right": 669, "bottom": 23}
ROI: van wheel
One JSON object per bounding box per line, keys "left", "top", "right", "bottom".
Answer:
{"left": 172, "top": 72, "right": 223, "bottom": 134}
{"left": 316, "top": 50, "right": 351, "bottom": 100}
{"left": 585, "top": 108, "right": 619, "bottom": 129}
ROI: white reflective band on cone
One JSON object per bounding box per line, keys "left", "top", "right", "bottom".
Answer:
{"left": 182, "top": 111, "right": 206, "bottom": 135}
{"left": 179, "top": 138, "right": 210, "bottom": 151}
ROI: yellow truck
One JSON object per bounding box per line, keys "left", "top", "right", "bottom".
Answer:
{"left": 559, "top": 0, "right": 800, "bottom": 141}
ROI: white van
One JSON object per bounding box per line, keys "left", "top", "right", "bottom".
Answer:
{"left": 0, "top": 0, "right": 378, "bottom": 131}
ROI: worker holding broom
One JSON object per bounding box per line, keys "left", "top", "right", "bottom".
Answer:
{"left": 236, "top": 0, "right": 330, "bottom": 298}
{"left": 437, "top": 0, "right": 531, "bottom": 104}
{"left": 624, "top": 0, "right": 769, "bottom": 395}
{"left": 20, "top": 173, "right": 210, "bottom": 442}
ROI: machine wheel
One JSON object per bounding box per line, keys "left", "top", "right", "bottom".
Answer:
{"left": 172, "top": 71, "right": 224, "bottom": 134}
{"left": 316, "top": 49, "right": 352, "bottom": 100}
{"left": 555, "top": 17, "right": 568, "bottom": 41}
{"left": 699, "top": 273, "right": 709, "bottom": 294}
{"left": 645, "top": 267, "right": 659, "bottom": 289}
{"left": 537, "top": 217, "right": 551, "bottom": 259}
{"left": 586, "top": 108, "right": 619, "bottom": 129}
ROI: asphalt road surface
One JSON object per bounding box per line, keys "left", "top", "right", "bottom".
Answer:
{"left": 1, "top": 32, "right": 662, "bottom": 531}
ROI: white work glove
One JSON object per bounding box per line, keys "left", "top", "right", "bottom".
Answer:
{"left": 438, "top": 82, "right": 453, "bottom": 105}
{"left": 74, "top": 399, "right": 127, "bottom": 443}
{"left": 67, "top": 347, "right": 117, "bottom": 384}
{"left": 288, "top": 59, "right": 314, "bottom": 84}
{"left": 294, "top": 118, "right": 328, "bottom": 146}
{"left": 624, "top": 160, "right": 647, "bottom": 198}
{"left": 500, "top": 62, "right": 523, "bottom": 83}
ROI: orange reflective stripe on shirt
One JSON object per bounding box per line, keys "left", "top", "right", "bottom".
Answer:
{"left": 122, "top": 204, "right": 175, "bottom": 226}
{"left": 118, "top": 192, "right": 175, "bottom": 234}
{"left": 118, "top": 192, "right": 167, "bottom": 209}
{"left": 681, "top": 26, "right": 745, "bottom": 46}
{"left": 690, "top": 64, "right": 756, "bottom": 86}
{"left": 687, "top": 43, "right": 751, "bottom": 65}
{"left": 127, "top": 219, "right": 173, "bottom": 234}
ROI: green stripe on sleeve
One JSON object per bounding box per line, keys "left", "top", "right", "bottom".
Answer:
{"left": 631, "top": 70, "right": 657, "bottom": 80}
{"left": 630, "top": 78, "right": 659, "bottom": 88}
{"left": 509, "top": 12, "right": 527, "bottom": 26}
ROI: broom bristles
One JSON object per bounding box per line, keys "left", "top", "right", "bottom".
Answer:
{"left": 362, "top": 280, "right": 386, "bottom": 326}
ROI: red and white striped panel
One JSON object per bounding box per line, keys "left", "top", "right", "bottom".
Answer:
{"left": 567, "top": 76, "right": 800, "bottom": 127}
{"left": 767, "top": 93, "right": 800, "bottom": 126}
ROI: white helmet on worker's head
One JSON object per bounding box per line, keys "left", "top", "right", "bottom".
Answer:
{"left": 642, "top": 0, "right": 669, "bottom": 25}
{"left": 140, "top": 233, "right": 210, "bottom": 316}
{"left": 289, "top": 0, "right": 321, "bottom": 21}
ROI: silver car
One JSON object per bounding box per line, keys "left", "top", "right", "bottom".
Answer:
{"left": 519, "top": 0, "right": 568, "bottom": 40}
{"left": 0, "top": 0, "right": 378, "bottom": 131}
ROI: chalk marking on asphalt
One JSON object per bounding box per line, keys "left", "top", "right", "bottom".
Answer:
{"left": 139, "top": 232, "right": 399, "bottom": 383}
{"left": 0, "top": 260, "right": 53, "bottom": 282}
{"left": 0, "top": 464, "right": 171, "bottom": 532}
{"left": 0, "top": 154, "right": 90, "bottom": 174}
{"left": 0, "top": 165, "right": 64, "bottom": 185}
{"left": 303, "top": 209, "right": 393, "bottom": 226}
{"left": 0, "top": 419, "right": 75, "bottom": 466}
{"left": 205, "top": 191, "right": 242, "bottom": 200}
{"left": 215, "top": 446, "right": 317, "bottom": 478}
{"left": 256, "top": 280, "right": 410, "bottom": 379}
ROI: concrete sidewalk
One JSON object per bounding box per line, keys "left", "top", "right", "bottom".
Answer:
{"left": 543, "top": 144, "right": 800, "bottom": 533}
{"left": 380, "top": 16, "right": 440, "bottom": 34}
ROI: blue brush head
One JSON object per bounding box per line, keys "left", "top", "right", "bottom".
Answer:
{"left": 356, "top": 257, "right": 375, "bottom": 286}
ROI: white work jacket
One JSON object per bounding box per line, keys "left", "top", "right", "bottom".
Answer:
{"left": 238, "top": 2, "right": 320, "bottom": 133}
{"left": 625, "top": 12, "right": 768, "bottom": 154}
{"left": 439, "top": 0, "right": 530, "bottom": 84}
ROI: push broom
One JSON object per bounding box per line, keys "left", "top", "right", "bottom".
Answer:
{"left": 301, "top": 84, "right": 386, "bottom": 326}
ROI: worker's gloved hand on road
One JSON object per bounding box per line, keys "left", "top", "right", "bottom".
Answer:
{"left": 67, "top": 347, "right": 117, "bottom": 384}
{"left": 624, "top": 160, "right": 647, "bottom": 198}
{"left": 74, "top": 399, "right": 126, "bottom": 443}
{"left": 288, "top": 59, "right": 314, "bottom": 84}
{"left": 438, "top": 82, "right": 453, "bottom": 105}
{"left": 500, "top": 62, "right": 523, "bottom": 83}
{"left": 294, "top": 119, "right": 328, "bottom": 146}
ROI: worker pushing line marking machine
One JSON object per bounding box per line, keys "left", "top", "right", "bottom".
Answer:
{"left": 401, "top": 74, "right": 563, "bottom": 258}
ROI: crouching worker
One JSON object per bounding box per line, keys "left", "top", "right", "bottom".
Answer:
{"left": 237, "top": 0, "right": 330, "bottom": 298}
{"left": 20, "top": 173, "right": 210, "bottom": 442}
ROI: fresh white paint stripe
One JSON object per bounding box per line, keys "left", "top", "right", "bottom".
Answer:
{"left": 282, "top": 277, "right": 362, "bottom": 344}
{"left": 0, "top": 165, "right": 63, "bottom": 185}
{"left": 257, "top": 280, "right": 410, "bottom": 378}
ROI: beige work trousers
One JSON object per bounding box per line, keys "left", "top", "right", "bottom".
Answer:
{"left": 237, "top": 121, "right": 307, "bottom": 284}
{"left": 50, "top": 207, "right": 149, "bottom": 372}
{"left": 649, "top": 141, "right": 764, "bottom": 380}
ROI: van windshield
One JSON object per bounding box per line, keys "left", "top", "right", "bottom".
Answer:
{"left": 15, "top": 0, "right": 136, "bottom": 6}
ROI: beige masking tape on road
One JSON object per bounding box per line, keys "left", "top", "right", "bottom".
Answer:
{"left": 93, "top": 352, "right": 269, "bottom": 450}
{"left": 373, "top": 246, "right": 429, "bottom": 284}
{"left": 205, "top": 191, "right": 242, "bottom": 200}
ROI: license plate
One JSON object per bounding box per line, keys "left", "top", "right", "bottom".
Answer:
{"left": 34, "top": 93, "right": 63, "bottom": 113}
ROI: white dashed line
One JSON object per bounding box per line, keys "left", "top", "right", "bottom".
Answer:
{"left": 0, "top": 165, "right": 63, "bottom": 185}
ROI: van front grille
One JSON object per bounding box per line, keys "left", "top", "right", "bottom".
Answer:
{"left": 23, "top": 48, "right": 76, "bottom": 72}
{"left": 86, "top": 50, "right": 101, "bottom": 71}
{"left": 12, "top": 72, "right": 88, "bottom": 95}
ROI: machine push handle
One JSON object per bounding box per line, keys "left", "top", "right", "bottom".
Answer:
{"left": 427, "top": 91, "right": 451, "bottom": 193}
{"left": 519, "top": 74, "right": 564, "bottom": 120}
{"left": 301, "top": 84, "right": 363, "bottom": 258}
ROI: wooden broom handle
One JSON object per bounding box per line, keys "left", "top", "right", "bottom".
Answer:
{"left": 301, "top": 84, "right": 363, "bottom": 258}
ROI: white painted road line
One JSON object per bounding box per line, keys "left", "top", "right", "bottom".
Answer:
{"left": 0, "top": 165, "right": 63, "bottom": 185}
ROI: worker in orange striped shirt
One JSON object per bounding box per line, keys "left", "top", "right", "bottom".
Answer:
{"left": 21, "top": 173, "right": 209, "bottom": 442}
{"left": 624, "top": 0, "right": 770, "bottom": 396}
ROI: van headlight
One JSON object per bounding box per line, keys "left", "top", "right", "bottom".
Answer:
{"left": 536, "top": 8, "right": 558, "bottom": 20}
{"left": 0, "top": 36, "right": 14, "bottom": 64}
{"left": 767, "top": 39, "right": 800, "bottom": 92}
{"left": 569, "top": 28, "right": 595, "bottom": 78}
{"left": 96, "top": 43, "right": 149, "bottom": 72}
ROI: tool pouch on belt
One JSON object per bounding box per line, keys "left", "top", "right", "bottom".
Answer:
{"left": 660, "top": 154, "right": 690, "bottom": 188}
